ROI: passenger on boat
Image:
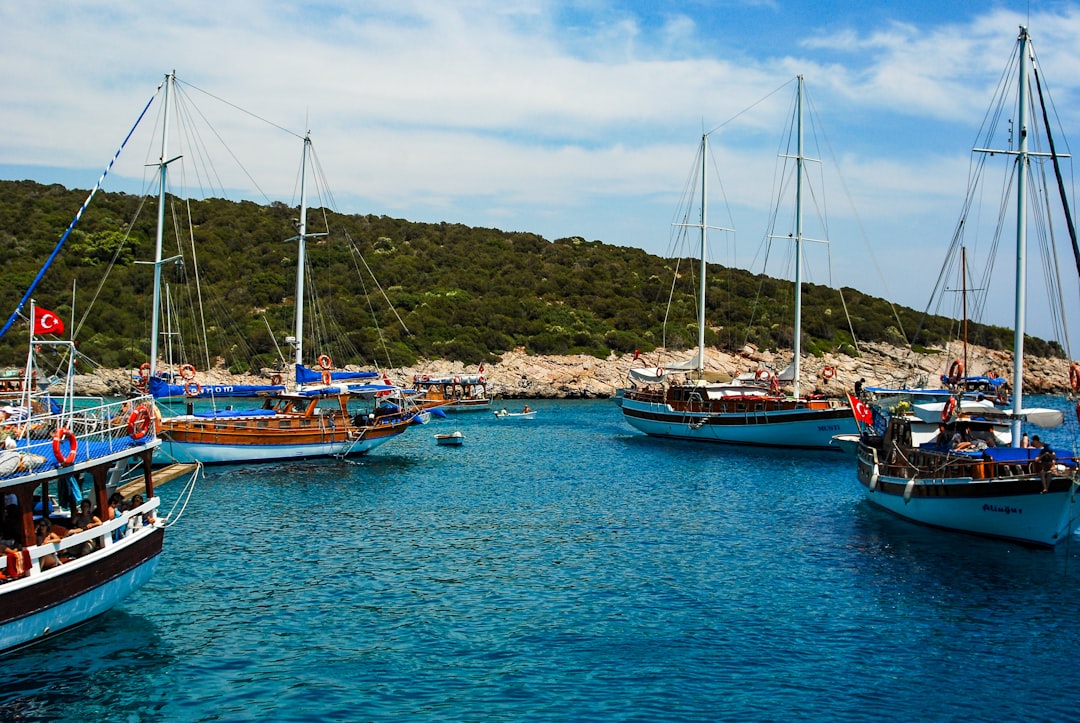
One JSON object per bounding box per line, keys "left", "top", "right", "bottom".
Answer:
{"left": 523, "top": 405, "right": 532, "bottom": 414}
{"left": 951, "top": 426, "right": 977, "bottom": 451}
{"left": 934, "top": 425, "right": 950, "bottom": 447}
{"left": 1031, "top": 435, "right": 1043, "bottom": 448}
{"left": 1020, "top": 433, "right": 1030, "bottom": 448}
{"left": 68, "top": 500, "right": 102, "bottom": 556}
{"left": 34, "top": 518, "right": 64, "bottom": 570}
{"left": 1038, "top": 445, "right": 1057, "bottom": 493}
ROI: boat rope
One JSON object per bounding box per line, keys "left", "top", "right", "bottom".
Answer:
{"left": 0, "top": 84, "right": 161, "bottom": 340}
{"left": 161, "top": 461, "right": 203, "bottom": 528}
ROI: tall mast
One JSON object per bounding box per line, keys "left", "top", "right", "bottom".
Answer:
{"left": 293, "top": 134, "right": 311, "bottom": 370}
{"left": 697, "top": 133, "right": 708, "bottom": 372}
{"left": 792, "top": 75, "right": 805, "bottom": 398}
{"left": 149, "top": 72, "right": 176, "bottom": 377}
{"left": 1011, "top": 27, "right": 1031, "bottom": 444}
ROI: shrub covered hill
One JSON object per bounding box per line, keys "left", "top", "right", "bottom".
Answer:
{"left": 0, "top": 179, "right": 1065, "bottom": 376}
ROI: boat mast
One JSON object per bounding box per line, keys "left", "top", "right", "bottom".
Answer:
{"left": 1011, "top": 28, "right": 1031, "bottom": 445}
{"left": 697, "top": 133, "right": 708, "bottom": 373}
{"left": 792, "top": 75, "right": 805, "bottom": 398}
{"left": 149, "top": 72, "right": 176, "bottom": 378}
{"left": 293, "top": 134, "right": 311, "bottom": 370}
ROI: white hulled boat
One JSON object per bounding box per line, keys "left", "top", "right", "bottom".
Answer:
{"left": 854, "top": 27, "right": 1080, "bottom": 546}
{"left": 617, "top": 77, "right": 858, "bottom": 450}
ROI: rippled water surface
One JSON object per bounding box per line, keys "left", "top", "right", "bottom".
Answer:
{"left": 3, "top": 398, "right": 1080, "bottom": 721}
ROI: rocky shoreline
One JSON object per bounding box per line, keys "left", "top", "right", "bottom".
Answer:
{"left": 66, "top": 340, "right": 1076, "bottom": 399}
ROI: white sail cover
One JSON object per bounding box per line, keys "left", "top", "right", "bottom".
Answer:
{"left": 627, "top": 354, "right": 699, "bottom": 384}
{"left": 913, "top": 400, "right": 1064, "bottom": 428}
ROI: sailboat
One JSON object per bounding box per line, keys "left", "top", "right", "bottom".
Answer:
{"left": 617, "top": 76, "right": 858, "bottom": 450}
{"left": 147, "top": 75, "right": 412, "bottom": 464}
{"left": 854, "top": 27, "right": 1080, "bottom": 547}
{"left": 0, "top": 77, "right": 200, "bottom": 651}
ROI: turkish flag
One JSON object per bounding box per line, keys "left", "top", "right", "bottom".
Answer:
{"left": 847, "top": 393, "right": 873, "bottom": 424}
{"left": 32, "top": 307, "right": 65, "bottom": 336}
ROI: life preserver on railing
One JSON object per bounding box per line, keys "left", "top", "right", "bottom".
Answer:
{"left": 421, "top": 374, "right": 430, "bottom": 383}
{"left": 185, "top": 381, "right": 201, "bottom": 397}
{"left": 179, "top": 363, "right": 197, "bottom": 380}
{"left": 941, "top": 396, "right": 957, "bottom": 423}
{"left": 987, "top": 371, "right": 997, "bottom": 379}
{"left": 1070, "top": 363, "right": 1080, "bottom": 392}
{"left": 755, "top": 368, "right": 771, "bottom": 382}
{"left": 318, "top": 354, "right": 333, "bottom": 370}
{"left": 138, "top": 362, "right": 151, "bottom": 381}
{"left": 321, "top": 370, "right": 333, "bottom": 385}
{"left": 127, "top": 406, "right": 153, "bottom": 440}
{"left": 821, "top": 366, "right": 836, "bottom": 380}
{"left": 271, "top": 374, "right": 282, "bottom": 386}
{"left": 947, "top": 359, "right": 963, "bottom": 384}
{"left": 656, "top": 366, "right": 665, "bottom": 378}
{"left": 479, "top": 375, "right": 485, "bottom": 383}
{"left": 52, "top": 427, "right": 77, "bottom": 465}
{"left": 454, "top": 376, "right": 461, "bottom": 385}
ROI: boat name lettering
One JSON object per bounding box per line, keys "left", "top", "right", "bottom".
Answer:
{"left": 817, "top": 424, "right": 842, "bottom": 432}
{"left": 983, "top": 503, "right": 1022, "bottom": 516}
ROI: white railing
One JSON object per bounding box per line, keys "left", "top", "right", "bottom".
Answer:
{"left": 20, "top": 497, "right": 162, "bottom": 578}
{"left": 0, "top": 394, "right": 158, "bottom": 480}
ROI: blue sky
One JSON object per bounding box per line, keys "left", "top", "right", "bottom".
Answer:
{"left": 2, "top": 1, "right": 1078, "bottom": 345}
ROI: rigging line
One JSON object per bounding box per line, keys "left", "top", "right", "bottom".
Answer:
{"left": 73, "top": 193, "right": 152, "bottom": 339}
{"left": 173, "top": 82, "right": 274, "bottom": 205}
{"left": 0, "top": 83, "right": 161, "bottom": 340}
{"left": 706, "top": 76, "right": 796, "bottom": 137}
{"left": 176, "top": 78, "right": 303, "bottom": 140}
{"left": 1032, "top": 62, "right": 1080, "bottom": 292}
{"left": 347, "top": 237, "right": 411, "bottom": 335}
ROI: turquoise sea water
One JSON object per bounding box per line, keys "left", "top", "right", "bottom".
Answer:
{"left": 3, "top": 397, "right": 1080, "bottom": 721}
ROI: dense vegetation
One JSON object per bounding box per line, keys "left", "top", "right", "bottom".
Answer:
{"left": 0, "top": 179, "right": 1060, "bottom": 374}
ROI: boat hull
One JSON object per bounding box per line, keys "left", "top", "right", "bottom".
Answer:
{"left": 157, "top": 431, "right": 402, "bottom": 464}
{"left": 619, "top": 395, "right": 857, "bottom": 450}
{"left": 856, "top": 445, "right": 1080, "bottom": 546}
{"left": 0, "top": 526, "right": 163, "bottom": 654}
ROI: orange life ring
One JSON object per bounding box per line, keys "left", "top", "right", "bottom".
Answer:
{"left": 1075, "top": 400, "right": 1080, "bottom": 425}
{"left": 479, "top": 375, "right": 485, "bottom": 384}
{"left": 947, "top": 359, "right": 963, "bottom": 384}
{"left": 271, "top": 374, "right": 282, "bottom": 386}
{"left": 52, "top": 427, "right": 77, "bottom": 465}
{"left": 987, "top": 371, "right": 997, "bottom": 380}
{"left": 421, "top": 374, "right": 430, "bottom": 383}
{"left": 1070, "top": 363, "right": 1080, "bottom": 392}
{"left": 138, "top": 362, "right": 151, "bottom": 381}
{"left": 185, "top": 381, "right": 201, "bottom": 397}
{"left": 755, "top": 368, "right": 771, "bottom": 382}
{"left": 821, "top": 366, "right": 836, "bottom": 380}
{"left": 454, "top": 376, "right": 461, "bottom": 385}
{"left": 179, "top": 363, "right": 197, "bottom": 380}
{"left": 941, "top": 396, "right": 957, "bottom": 423}
{"left": 321, "top": 370, "right": 333, "bottom": 385}
{"left": 318, "top": 354, "right": 333, "bottom": 370}
{"left": 127, "top": 406, "right": 153, "bottom": 440}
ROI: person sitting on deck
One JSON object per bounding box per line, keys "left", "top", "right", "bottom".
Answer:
{"left": 1038, "top": 444, "right": 1057, "bottom": 493}
{"left": 522, "top": 405, "right": 532, "bottom": 414}
{"left": 34, "top": 518, "right": 64, "bottom": 570}
{"left": 951, "top": 426, "right": 975, "bottom": 451}
{"left": 934, "top": 425, "right": 950, "bottom": 447}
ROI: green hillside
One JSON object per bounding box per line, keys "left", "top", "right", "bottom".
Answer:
{"left": 0, "top": 180, "right": 1059, "bottom": 374}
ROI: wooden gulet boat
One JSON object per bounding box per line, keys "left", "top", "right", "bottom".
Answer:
{"left": 157, "top": 390, "right": 411, "bottom": 464}
{"left": 853, "top": 27, "right": 1080, "bottom": 547}
{"left": 0, "top": 328, "right": 197, "bottom": 653}
{"left": 145, "top": 87, "right": 414, "bottom": 463}
{"left": 618, "top": 77, "right": 857, "bottom": 450}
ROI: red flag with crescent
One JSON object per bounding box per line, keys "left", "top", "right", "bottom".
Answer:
{"left": 847, "top": 393, "right": 873, "bottom": 424}
{"left": 32, "top": 307, "right": 64, "bottom": 336}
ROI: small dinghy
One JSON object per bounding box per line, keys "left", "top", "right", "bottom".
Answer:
{"left": 434, "top": 431, "right": 465, "bottom": 446}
